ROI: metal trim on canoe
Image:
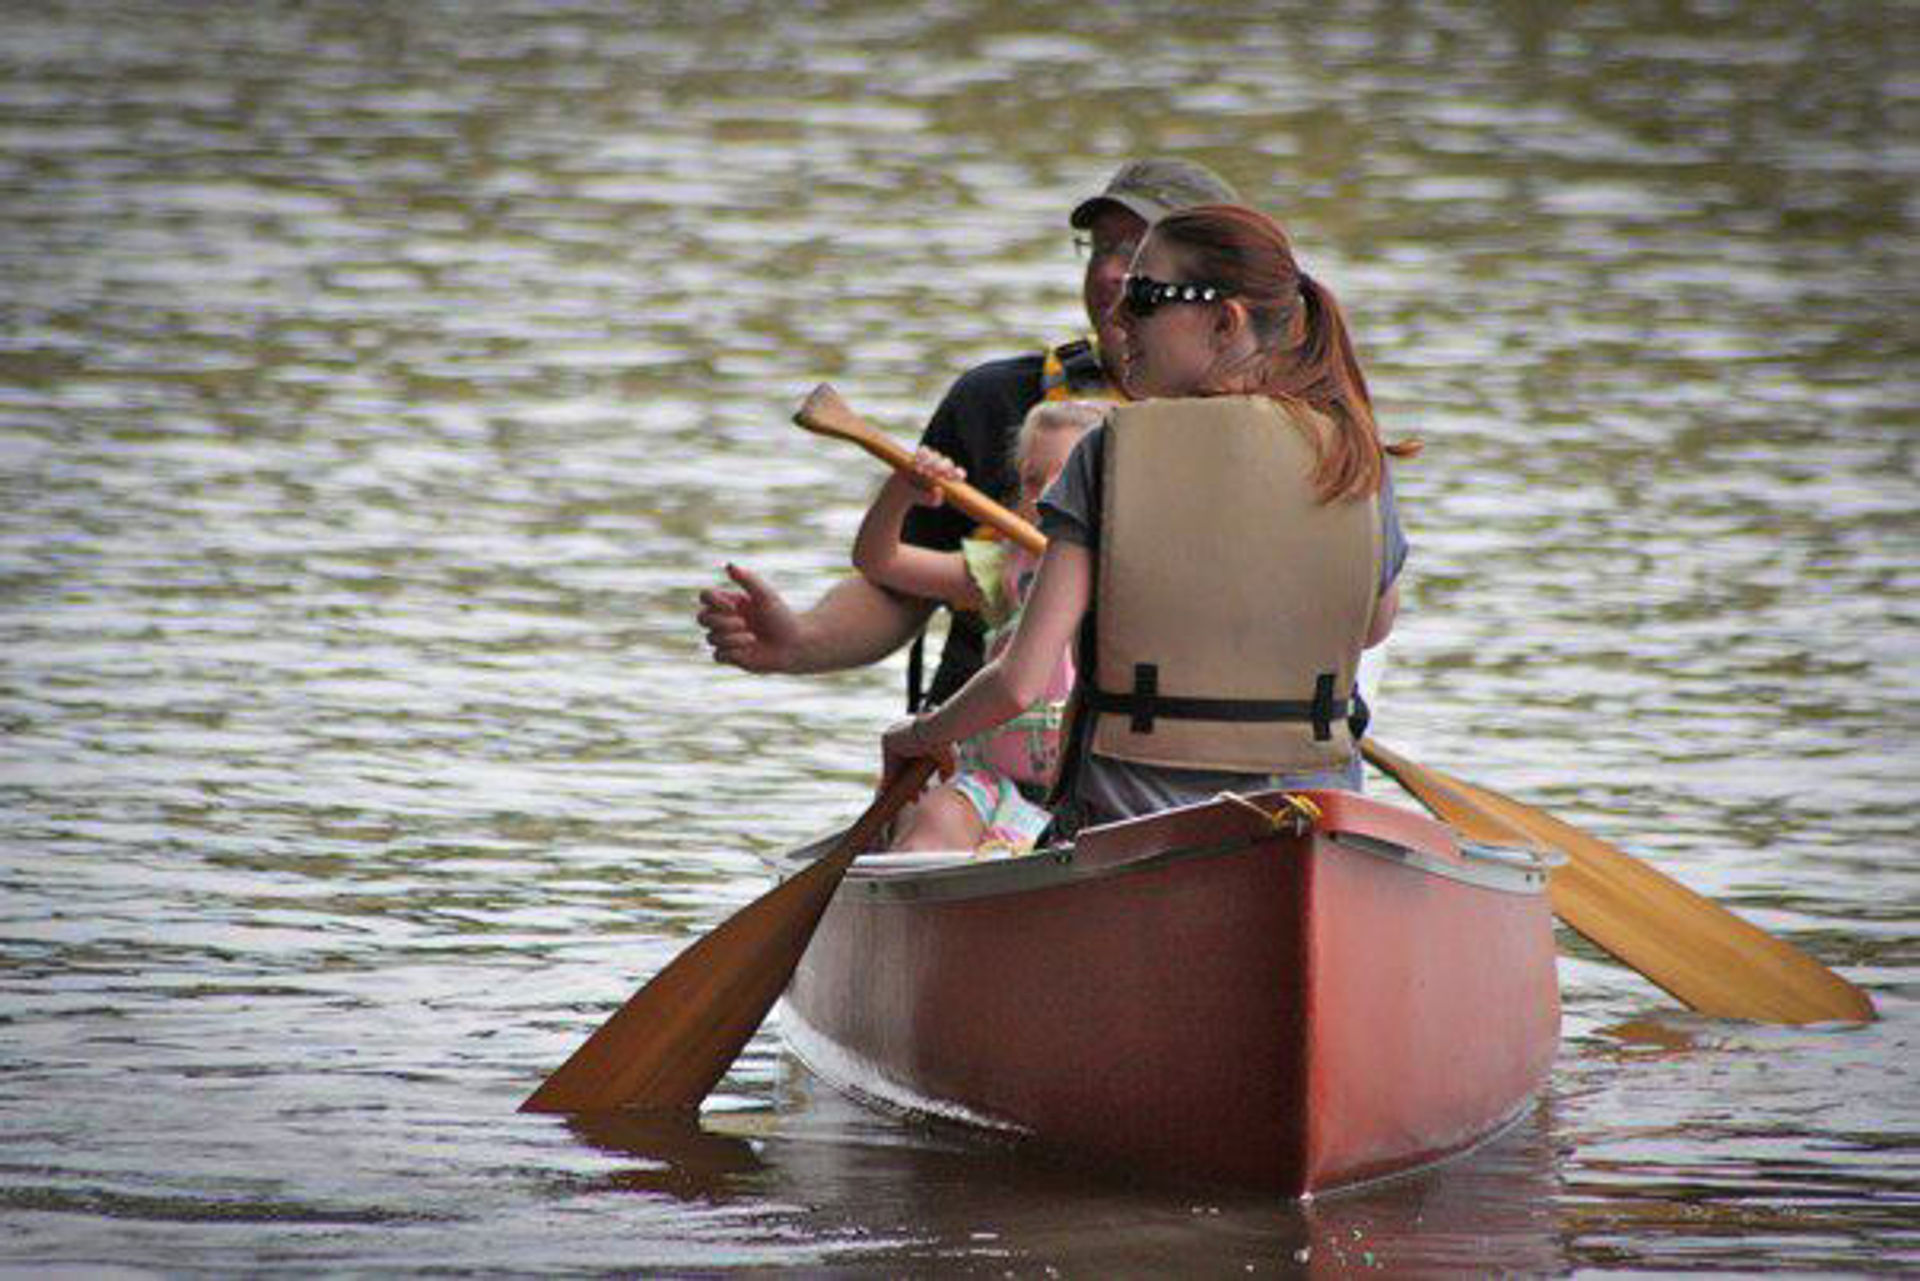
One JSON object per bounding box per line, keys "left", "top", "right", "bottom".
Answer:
{"left": 1328, "top": 832, "right": 1559, "bottom": 894}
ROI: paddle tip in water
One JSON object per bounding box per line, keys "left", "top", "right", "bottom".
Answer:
{"left": 519, "top": 758, "right": 938, "bottom": 1115}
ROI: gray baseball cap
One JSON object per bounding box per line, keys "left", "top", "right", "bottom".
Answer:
{"left": 1069, "top": 158, "right": 1241, "bottom": 229}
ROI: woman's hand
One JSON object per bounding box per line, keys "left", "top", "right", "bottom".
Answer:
{"left": 903, "top": 447, "right": 966, "bottom": 506}
{"left": 881, "top": 714, "right": 955, "bottom": 791}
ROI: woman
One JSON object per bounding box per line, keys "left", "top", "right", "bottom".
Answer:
{"left": 881, "top": 204, "right": 1415, "bottom": 838}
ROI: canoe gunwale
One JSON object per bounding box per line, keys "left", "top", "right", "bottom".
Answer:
{"left": 796, "top": 788, "right": 1555, "bottom": 906}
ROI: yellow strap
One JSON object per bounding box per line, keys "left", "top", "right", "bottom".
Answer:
{"left": 1041, "top": 337, "right": 1126, "bottom": 403}
{"left": 1219, "top": 791, "right": 1322, "bottom": 834}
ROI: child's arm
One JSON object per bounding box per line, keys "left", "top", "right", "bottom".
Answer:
{"left": 881, "top": 538, "right": 1093, "bottom": 774}
{"left": 852, "top": 450, "right": 986, "bottom": 613}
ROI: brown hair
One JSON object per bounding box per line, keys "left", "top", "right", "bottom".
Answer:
{"left": 1150, "top": 204, "right": 1419, "bottom": 502}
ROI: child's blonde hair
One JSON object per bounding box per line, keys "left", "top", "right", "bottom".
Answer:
{"left": 1016, "top": 400, "right": 1105, "bottom": 469}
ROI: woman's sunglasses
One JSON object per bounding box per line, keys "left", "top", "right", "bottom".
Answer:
{"left": 1122, "top": 274, "right": 1232, "bottom": 318}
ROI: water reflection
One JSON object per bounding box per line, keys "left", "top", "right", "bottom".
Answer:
{"left": 566, "top": 1111, "right": 766, "bottom": 1202}
{"left": 716, "top": 1080, "right": 1570, "bottom": 1274}
{"left": 1595, "top": 1013, "right": 1716, "bottom": 1057}
{"left": 1299, "top": 1107, "right": 1567, "bottom": 1278}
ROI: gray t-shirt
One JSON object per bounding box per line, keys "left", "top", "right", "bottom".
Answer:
{"left": 1037, "top": 420, "right": 1409, "bottom": 831}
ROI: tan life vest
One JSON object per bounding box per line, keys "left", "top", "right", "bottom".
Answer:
{"left": 1083, "top": 396, "right": 1381, "bottom": 775}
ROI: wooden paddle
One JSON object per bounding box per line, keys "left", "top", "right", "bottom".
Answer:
{"left": 1358, "top": 741, "right": 1874, "bottom": 1023}
{"left": 521, "top": 756, "right": 938, "bottom": 1113}
{"left": 794, "top": 382, "right": 1046, "bottom": 555}
{"left": 794, "top": 383, "right": 1876, "bottom": 1026}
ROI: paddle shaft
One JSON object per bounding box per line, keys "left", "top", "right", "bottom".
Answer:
{"left": 798, "top": 385, "right": 1874, "bottom": 1025}
{"left": 521, "top": 756, "right": 938, "bottom": 1113}
{"left": 794, "top": 382, "right": 1047, "bottom": 555}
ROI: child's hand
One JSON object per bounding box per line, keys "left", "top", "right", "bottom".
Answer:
{"left": 903, "top": 447, "right": 966, "bottom": 507}
{"left": 881, "top": 714, "right": 956, "bottom": 787}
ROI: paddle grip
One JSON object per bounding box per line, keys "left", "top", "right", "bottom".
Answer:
{"left": 794, "top": 382, "right": 1047, "bottom": 555}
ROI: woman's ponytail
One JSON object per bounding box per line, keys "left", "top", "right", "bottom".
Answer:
{"left": 1155, "top": 205, "right": 1420, "bottom": 503}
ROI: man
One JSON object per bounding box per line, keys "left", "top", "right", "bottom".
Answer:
{"left": 695, "top": 158, "right": 1241, "bottom": 707}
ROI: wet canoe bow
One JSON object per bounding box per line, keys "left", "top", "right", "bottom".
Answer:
{"left": 779, "top": 787, "right": 1561, "bottom": 1194}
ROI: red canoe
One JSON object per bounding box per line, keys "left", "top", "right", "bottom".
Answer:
{"left": 779, "top": 787, "right": 1561, "bottom": 1195}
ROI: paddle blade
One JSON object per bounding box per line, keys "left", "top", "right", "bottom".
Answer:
{"left": 1361, "top": 740, "right": 1875, "bottom": 1025}
{"left": 521, "top": 759, "right": 936, "bottom": 1114}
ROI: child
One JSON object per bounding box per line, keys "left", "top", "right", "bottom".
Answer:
{"left": 853, "top": 400, "right": 1105, "bottom": 853}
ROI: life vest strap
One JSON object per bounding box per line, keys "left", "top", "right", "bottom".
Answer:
{"left": 1055, "top": 339, "right": 1106, "bottom": 392}
{"left": 1042, "top": 337, "right": 1118, "bottom": 400}
{"left": 905, "top": 630, "right": 926, "bottom": 713}
{"left": 1085, "top": 667, "right": 1348, "bottom": 742}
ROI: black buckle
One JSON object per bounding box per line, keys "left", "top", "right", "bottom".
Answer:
{"left": 1129, "top": 663, "right": 1158, "bottom": 734}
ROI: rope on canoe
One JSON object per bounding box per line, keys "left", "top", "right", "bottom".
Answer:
{"left": 1218, "top": 791, "right": 1322, "bottom": 834}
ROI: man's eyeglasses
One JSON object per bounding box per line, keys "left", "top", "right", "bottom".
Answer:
{"left": 1073, "top": 234, "right": 1139, "bottom": 264}
{"left": 1121, "top": 274, "right": 1231, "bottom": 317}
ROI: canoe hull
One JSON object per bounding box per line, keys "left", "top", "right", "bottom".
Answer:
{"left": 781, "top": 789, "right": 1560, "bottom": 1194}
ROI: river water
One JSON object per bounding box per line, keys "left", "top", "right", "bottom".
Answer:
{"left": 2, "top": 0, "right": 1915, "bottom": 1274}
